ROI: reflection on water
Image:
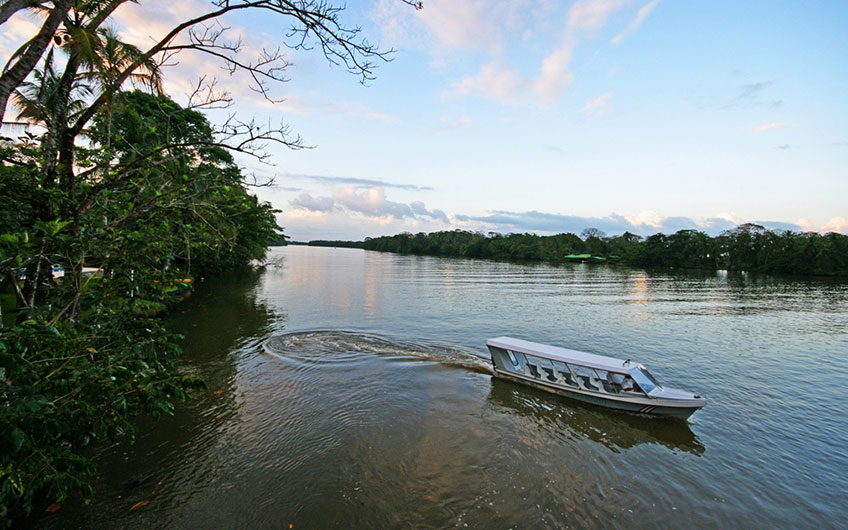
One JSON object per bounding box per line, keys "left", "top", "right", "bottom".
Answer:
{"left": 488, "top": 378, "right": 705, "bottom": 455}
{"left": 31, "top": 247, "right": 848, "bottom": 529}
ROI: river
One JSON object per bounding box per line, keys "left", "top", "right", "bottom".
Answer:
{"left": 34, "top": 246, "right": 848, "bottom": 529}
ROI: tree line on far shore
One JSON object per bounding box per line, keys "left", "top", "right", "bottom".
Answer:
{"left": 349, "top": 224, "right": 848, "bottom": 276}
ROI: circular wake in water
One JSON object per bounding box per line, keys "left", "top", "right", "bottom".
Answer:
{"left": 263, "top": 329, "right": 493, "bottom": 374}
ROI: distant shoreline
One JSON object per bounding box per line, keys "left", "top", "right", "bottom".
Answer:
{"left": 273, "top": 225, "right": 848, "bottom": 277}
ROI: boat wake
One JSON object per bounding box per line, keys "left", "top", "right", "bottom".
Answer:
{"left": 263, "top": 330, "right": 493, "bottom": 375}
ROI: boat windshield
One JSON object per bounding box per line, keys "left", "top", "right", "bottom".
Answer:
{"left": 639, "top": 366, "right": 662, "bottom": 389}
{"left": 629, "top": 364, "right": 663, "bottom": 395}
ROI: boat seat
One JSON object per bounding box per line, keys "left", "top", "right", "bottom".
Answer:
{"left": 590, "top": 376, "right": 606, "bottom": 393}
{"left": 557, "top": 371, "right": 575, "bottom": 386}
{"left": 542, "top": 367, "right": 557, "bottom": 382}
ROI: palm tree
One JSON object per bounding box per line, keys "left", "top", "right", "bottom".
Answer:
{"left": 78, "top": 26, "right": 163, "bottom": 145}
{"left": 11, "top": 49, "right": 92, "bottom": 132}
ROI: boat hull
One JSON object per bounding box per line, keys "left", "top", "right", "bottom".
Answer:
{"left": 493, "top": 368, "right": 702, "bottom": 420}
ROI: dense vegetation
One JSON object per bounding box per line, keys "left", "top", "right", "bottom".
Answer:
{"left": 0, "top": 0, "right": 414, "bottom": 523}
{"left": 0, "top": 87, "right": 281, "bottom": 521}
{"left": 306, "top": 240, "right": 366, "bottom": 248}
{"left": 362, "top": 225, "right": 848, "bottom": 276}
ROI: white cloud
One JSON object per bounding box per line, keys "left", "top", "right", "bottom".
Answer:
{"left": 414, "top": 0, "right": 501, "bottom": 53}
{"left": 111, "top": 0, "right": 316, "bottom": 113}
{"left": 752, "top": 122, "right": 790, "bottom": 134}
{"left": 583, "top": 91, "right": 612, "bottom": 114}
{"left": 567, "top": 0, "right": 631, "bottom": 32}
{"left": 624, "top": 210, "right": 663, "bottom": 228}
{"left": 821, "top": 217, "right": 848, "bottom": 234}
{"left": 716, "top": 212, "right": 742, "bottom": 225}
{"left": 373, "top": 0, "right": 557, "bottom": 54}
{"left": 611, "top": 0, "right": 659, "bottom": 44}
{"left": 281, "top": 193, "right": 844, "bottom": 239}
{"left": 290, "top": 193, "right": 335, "bottom": 212}
{"left": 532, "top": 43, "right": 575, "bottom": 105}
{"left": 452, "top": 209, "right": 819, "bottom": 236}
{"left": 0, "top": 11, "right": 42, "bottom": 59}
{"left": 288, "top": 186, "right": 449, "bottom": 224}
{"left": 447, "top": 61, "right": 526, "bottom": 104}
{"left": 439, "top": 0, "right": 638, "bottom": 105}
{"left": 333, "top": 186, "right": 404, "bottom": 218}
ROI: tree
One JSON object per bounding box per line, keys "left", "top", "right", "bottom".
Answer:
{"left": 359, "top": 228, "right": 848, "bottom": 276}
{"left": 1, "top": 1, "right": 421, "bottom": 521}
{"left": 580, "top": 227, "right": 606, "bottom": 240}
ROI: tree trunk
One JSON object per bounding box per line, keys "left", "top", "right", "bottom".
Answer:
{"left": 0, "top": 0, "right": 73, "bottom": 124}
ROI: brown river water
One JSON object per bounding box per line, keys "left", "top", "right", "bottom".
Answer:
{"left": 32, "top": 246, "right": 848, "bottom": 529}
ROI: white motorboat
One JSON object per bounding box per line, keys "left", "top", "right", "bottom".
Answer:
{"left": 487, "top": 336, "right": 706, "bottom": 419}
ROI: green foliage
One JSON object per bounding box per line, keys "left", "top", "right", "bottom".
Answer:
{"left": 0, "top": 306, "right": 205, "bottom": 516}
{"left": 362, "top": 227, "right": 848, "bottom": 276}
{"left": 363, "top": 230, "right": 588, "bottom": 261}
{"left": 1, "top": 0, "right": 408, "bottom": 521}
{"left": 0, "top": 90, "right": 281, "bottom": 522}
{"left": 88, "top": 90, "right": 281, "bottom": 275}
{"left": 307, "top": 240, "right": 364, "bottom": 248}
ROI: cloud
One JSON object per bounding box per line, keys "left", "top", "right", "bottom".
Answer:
{"left": 290, "top": 193, "right": 335, "bottom": 212}
{"left": 452, "top": 209, "right": 773, "bottom": 236}
{"left": 752, "top": 122, "right": 790, "bottom": 134}
{"left": 373, "top": 0, "right": 557, "bottom": 54}
{"left": 288, "top": 186, "right": 448, "bottom": 225}
{"left": 281, "top": 173, "right": 433, "bottom": 191}
{"left": 0, "top": 10, "right": 42, "bottom": 59}
{"left": 777, "top": 144, "right": 791, "bottom": 150}
{"left": 410, "top": 201, "right": 450, "bottom": 222}
{"left": 821, "top": 217, "right": 848, "bottom": 234}
{"left": 567, "top": 0, "right": 631, "bottom": 31}
{"left": 436, "top": 0, "right": 643, "bottom": 106}
{"left": 737, "top": 81, "right": 772, "bottom": 100}
{"left": 611, "top": 0, "right": 659, "bottom": 44}
{"left": 457, "top": 209, "right": 640, "bottom": 234}
{"left": 448, "top": 61, "right": 527, "bottom": 104}
{"left": 715, "top": 211, "right": 741, "bottom": 225}
{"left": 114, "top": 0, "right": 394, "bottom": 125}
{"left": 624, "top": 210, "right": 663, "bottom": 228}
{"left": 700, "top": 217, "right": 739, "bottom": 233}
{"left": 284, "top": 197, "right": 848, "bottom": 239}
{"left": 411, "top": 0, "right": 503, "bottom": 53}
{"left": 112, "top": 0, "right": 309, "bottom": 110}
{"left": 583, "top": 91, "right": 612, "bottom": 114}
{"left": 332, "top": 186, "right": 411, "bottom": 218}
{"left": 795, "top": 218, "right": 816, "bottom": 232}
{"left": 755, "top": 220, "right": 803, "bottom": 231}
{"left": 437, "top": 114, "right": 472, "bottom": 132}
{"left": 716, "top": 80, "right": 783, "bottom": 110}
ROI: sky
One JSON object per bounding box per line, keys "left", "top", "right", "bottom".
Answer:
{"left": 4, "top": 1, "right": 848, "bottom": 240}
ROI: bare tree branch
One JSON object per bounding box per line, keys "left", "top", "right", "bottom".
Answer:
{"left": 71, "top": 0, "right": 412, "bottom": 136}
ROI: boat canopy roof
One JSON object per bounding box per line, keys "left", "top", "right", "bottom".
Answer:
{"left": 487, "top": 336, "right": 631, "bottom": 373}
